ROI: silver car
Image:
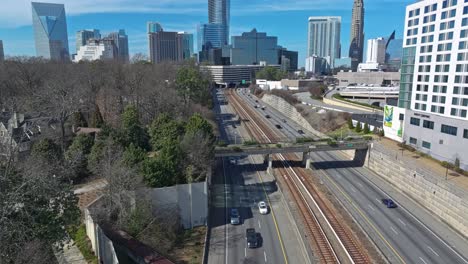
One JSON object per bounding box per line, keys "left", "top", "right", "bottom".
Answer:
{"left": 230, "top": 208, "right": 241, "bottom": 225}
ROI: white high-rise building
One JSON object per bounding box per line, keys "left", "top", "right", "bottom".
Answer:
{"left": 390, "top": 0, "right": 468, "bottom": 169}
{"left": 307, "top": 17, "right": 341, "bottom": 69}
{"left": 366, "top": 37, "right": 386, "bottom": 64}
{"left": 74, "top": 39, "right": 116, "bottom": 62}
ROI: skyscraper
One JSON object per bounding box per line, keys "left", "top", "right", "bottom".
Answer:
{"left": 76, "top": 29, "right": 101, "bottom": 53}
{"left": 208, "top": 0, "right": 230, "bottom": 45}
{"left": 0, "top": 40, "right": 4, "bottom": 62}
{"left": 307, "top": 17, "right": 341, "bottom": 69}
{"left": 349, "top": 0, "right": 365, "bottom": 71}
{"left": 198, "top": 23, "right": 227, "bottom": 51}
{"left": 149, "top": 31, "right": 183, "bottom": 63}
{"left": 108, "top": 30, "right": 129, "bottom": 63}
{"left": 147, "top": 22, "right": 163, "bottom": 33}
{"left": 31, "top": 2, "right": 69, "bottom": 61}
{"left": 366, "top": 37, "right": 386, "bottom": 64}
{"left": 179, "top": 32, "right": 194, "bottom": 60}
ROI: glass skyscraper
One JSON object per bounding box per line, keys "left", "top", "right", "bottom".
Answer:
{"left": 147, "top": 22, "right": 163, "bottom": 33}
{"left": 230, "top": 29, "right": 278, "bottom": 65}
{"left": 208, "top": 0, "right": 230, "bottom": 45}
{"left": 76, "top": 29, "right": 101, "bottom": 53}
{"left": 108, "top": 30, "right": 129, "bottom": 63}
{"left": 0, "top": 40, "right": 4, "bottom": 62}
{"left": 31, "top": 2, "right": 69, "bottom": 61}
{"left": 198, "top": 23, "right": 226, "bottom": 50}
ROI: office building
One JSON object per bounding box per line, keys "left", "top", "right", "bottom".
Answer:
{"left": 201, "top": 64, "right": 280, "bottom": 86}
{"left": 349, "top": 0, "right": 365, "bottom": 71}
{"left": 307, "top": 17, "right": 341, "bottom": 69}
{"left": 147, "top": 22, "right": 163, "bottom": 33}
{"left": 0, "top": 40, "right": 4, "bottom": 62}
{"left": 31, "top": 2, "right": 69, "bottom": 61}
{"left": 208, "top": 0, "right": 230, "bottom": 45}
{"left": 334, "top": 57, "right": 352, "bottom": 69}
{"left": 366, "top": 37, "right": 386, "bottom": 64}
{"left": 278, "top": 48, "right": 298, "bottom": 71}
{"left": 74, "top": 38, "right": 116, "bottom": 62}
{"left": 230, "top": 29, "right": 279, "bottom": 65}
{"left": 108, "top": 30, "right": 129, "bottom": 63}
{"left": 180, "top": 32, "right": 194, "bottom": 60}
{"left": 393, "top": 0, "right": 468, "bottom": 169}
{"left": 76, "top": 29, "right": 100, "bottom": 53}
{"left": 198, "top": 23, "right": 227, "bottom": 50}
{"left": 386, "top": 38, "right": 404, "bottom": 71}
{"left": 149, "top": 31, "right": 183, "bottom": 63}
{"left": 305, "top": 56, "right": 329, "bottom": 74}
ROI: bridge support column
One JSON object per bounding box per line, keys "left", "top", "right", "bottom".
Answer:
{"left": 302, "top": 152, "right": 311, "bottom": 170}
{"left": 353, "top": 148, "right": 369, "bottom": 167}
{"left": 264, "top": 154, "right": 274, "bottom": 175}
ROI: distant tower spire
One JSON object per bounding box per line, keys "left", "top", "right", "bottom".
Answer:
{"left": 349, "top": 0, "right": 365, "bottom": 71}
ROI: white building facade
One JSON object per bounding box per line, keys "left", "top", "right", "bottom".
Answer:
{"left": 305, "top": 55, "right": 329, "bottom": 74}
{"left": 74, "top": 39, "right": 115, "bottom": 62}
{"left": 307, "top": 17, "right": 341, "bottom": 69}
{"left": 394, "top": 0, "right": 468, "bottom": 169}
{"left": 366, "top": 37, "right": 386, "bottom": 64}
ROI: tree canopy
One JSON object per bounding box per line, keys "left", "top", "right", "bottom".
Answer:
{"left": 255, "top": 66, "right": 288, "bottom": 81}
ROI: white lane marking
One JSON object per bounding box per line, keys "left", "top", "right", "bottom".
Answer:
{"left": 398, "top": 218, "right": 407, "bottom": 227}
{"left": 245, "top": 247, "right": 247, "bottom": 257}
{"left": 375, "top": 198, "right": 380, "bottom": 203}
{"left": 264, "top": 251, "right": 268, "bottom": 262}
{"left": 356, "top": 182, "right": 363, "bottom": 188}
{"left": 350, "top": 187, "right": 357, "bottom": 193}
{"left": 390, "top": 226, "right": 399, "bottom": 235}
{"left": 258, "top": 220, "right": 262, "bottom": 229}
{"left": 367, "top": 204, "right": 375, "bottom": 211}
{"left": 419, "top": 257, "right": 428, "bottom": 264}
{"left": 427, "top": 246, "right": 440, "bottom": 257}
{"left": 222, "top": 158, "right": 229, "bottom": 264}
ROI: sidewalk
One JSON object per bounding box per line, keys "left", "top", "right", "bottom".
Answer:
{"left": 375, "top": 137, "right": 468, "bottom": 191}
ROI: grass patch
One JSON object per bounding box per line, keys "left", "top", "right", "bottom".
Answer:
{"left": 69, "top": 225, "right": 98, "bottom": 264}
{"left": 296, "top": 137, "right": 315, "bottom": 143}
{"left": 332, "top": 94, "right": 383, "bottom": 110}
{"left": 168, "top": 226, "right": 206, "bottom": 264}
{"left": 243, "top": 140, "right": 259, "bottom": 146}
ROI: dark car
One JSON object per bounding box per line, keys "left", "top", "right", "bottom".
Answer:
{"left": 255, "top": 100, "right": 259, "bottom": 103}
{"left": 382, "top": 198, "right": 397, "bottom": 208}
{"left": 246, "top": 228, "right": 259, "bottom": 248}
{"left": 298, "top": 130, "right": 305, "bottom": 134}
{"left": 275, "top": 124, "right": 282, "bottom": 129}
{"left": 265, "top": 115, "right": 271, "bottom": 119}
{"left": 282, "top": 119, "right": 287, "bottom": 123}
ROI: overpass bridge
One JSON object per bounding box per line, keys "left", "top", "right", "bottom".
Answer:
{"left": 215, "top": 140, "right": 370, "bottom": 170}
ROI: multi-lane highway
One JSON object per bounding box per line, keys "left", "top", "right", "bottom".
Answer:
{"left": 207, "top": 88, "right": 311, "bottom": 264}
{"left": 235, "top": 88, "right": 468, "bottom": 264}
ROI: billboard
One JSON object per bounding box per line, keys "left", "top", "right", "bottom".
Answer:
{"left": 382, "top": 105, "right": 405, "bottom": 142}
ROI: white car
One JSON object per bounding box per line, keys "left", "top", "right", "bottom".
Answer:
{"left": 258, "top": 201, "right": 268, "bottom": 215}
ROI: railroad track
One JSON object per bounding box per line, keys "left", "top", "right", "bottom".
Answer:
{"left": 225, "top": 89, "right": 371, "bottom": 264}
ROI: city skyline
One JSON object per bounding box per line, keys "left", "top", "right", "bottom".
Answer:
{"left": 1, "top": 0, "right": 413, "bottom": 66}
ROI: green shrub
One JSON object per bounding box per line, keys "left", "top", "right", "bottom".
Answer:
{"left": 296, "top": 137, "right": 314, "bottom": 143}
{"left": 355, "top": 122, "right": 362, "bottom": 133}
{"left": 243, "top": 140, "right": 259, "bottom": 146}
{"left": 69, "top": 225, "right": 98, "bottom": 264}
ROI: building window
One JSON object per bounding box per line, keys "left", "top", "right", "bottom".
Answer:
{"left": 410, "top": 137, "right": 418, "bottom": 145}
{"left": 399, "top": 114, "right": 405, "bottom": 121}
{"left": 410, "top": 117, "right": 421, "bottom": 126}
{"left": 464, "top": 129, "right": 468, "bottom": 139}
{"left": 441, "top": 124, "right": 458, "bottom": 136}
{"left": 423, "top": 120, "right": 434, "bottom": 129}
{"left": 422, "top": 141, "right": 431, "bottom": 149}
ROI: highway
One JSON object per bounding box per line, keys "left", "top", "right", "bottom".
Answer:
{"left": 207, "top": 88, "right": 311, "bottom": 264}
{"left": 236, "top": 88, "right": 468, "bottom": 264}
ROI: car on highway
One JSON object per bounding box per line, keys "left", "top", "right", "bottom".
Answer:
{"left": 275, "top": 124, "right": 282, "bottom": 129}
{"left": 382, "top": 198, "right": 397, "bottom": 208}
{"left": 246, "top": 228, "right": 259, "bottom": 248}
{"left": 258, "top": 201, "right": 268, "bottom": 214}
{"left": 229, "top": 158, "right": 236, "bottom": 165}
{"left": 261, "top": 106, "right": 266, "bottom": 110}
{"left": 255, "top": 100, "right": 258, "bottom": 103}
{"left": 230, "top": 208, "right": 241, "bottom": 225}
{"left": 265, "top": 114, "right": 271, "bottom": 118}
{"left": 298, "top": 130, "right": 305, "bottom": 134}
{"left": 254, "top": 105, "right": 259, "bottom": 108}
{"left": 281, "top": 119, "right": 287, "bottom": 123}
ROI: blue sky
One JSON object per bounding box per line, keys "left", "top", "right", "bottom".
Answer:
{"left": 0, "top": 0, "right": 414, "bottom": 66}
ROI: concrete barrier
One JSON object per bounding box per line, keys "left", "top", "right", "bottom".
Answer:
{"left": 260, "top": 94, "right": 327, "bottom": 138}
{"left": 341, "top": 148, "right": 468, "bottom": 236}
{"left": 323, "top": 97, "right": 379, "bottom": 112}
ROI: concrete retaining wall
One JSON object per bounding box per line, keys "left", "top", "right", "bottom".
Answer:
{"left": 342, "top": 148, "right": 468, "bottom": 236}
{"left": 260, "top": 94, "right": 326, "bottom": 138}
{"left": 323, "top": 97, "right": 378, "bottom": 112}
